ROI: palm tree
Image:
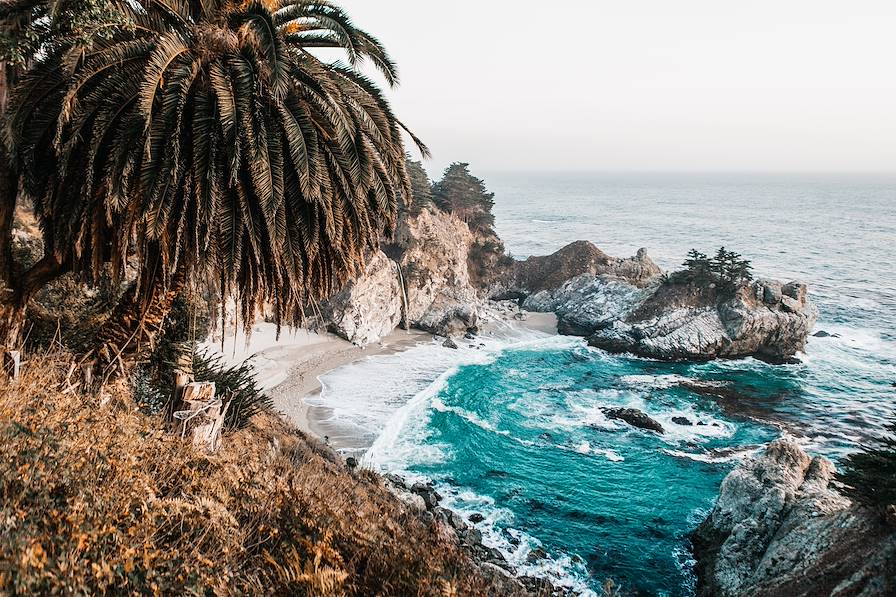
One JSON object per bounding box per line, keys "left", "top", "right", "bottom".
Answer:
{"left": 5, "top": 0, "right": 426, "bottom": 367}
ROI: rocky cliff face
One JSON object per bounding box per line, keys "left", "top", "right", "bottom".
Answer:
{"left": 693, "top": 438, "right": 896, "bottom": 597}
{"left": 499, "top": 241, "right": 662, "bottom": 296}
{"left": 322, "top": 207, "right": 480, "bottom": 344}
{"left": 588, "top": 279, "right": 818, "bottom": 363}
{"left": 504, "top": 242, "right": 815, "bottom": 362}
{"left": 321, "top": 212, "right": 816, "bottom": 362}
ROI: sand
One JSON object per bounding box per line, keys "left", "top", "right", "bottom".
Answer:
{"left": 207, "top": 309, "right": 558, "bottom": 447}
{"left": 203, "top": 323, "right": 430, "bottom": 437}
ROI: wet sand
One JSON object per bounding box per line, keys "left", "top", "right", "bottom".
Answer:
{"left": 213, "top": 309, "right": 558, "bottom": 451}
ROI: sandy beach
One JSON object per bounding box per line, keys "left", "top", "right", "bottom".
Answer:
{"left": 206, "top": 308, "right": 558, "bottom": 449}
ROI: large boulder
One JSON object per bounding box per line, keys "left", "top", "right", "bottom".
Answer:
{"left": 588, "top": 280, "right": 818, "bottom": 362}
{"left": 693, "top": 438, "right": 896, "bottom": 597}
{"left": 322, "top": 251, "right": 403, "bottom": 345}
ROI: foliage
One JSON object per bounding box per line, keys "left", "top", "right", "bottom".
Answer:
{"left": 0, "top": 353, "right": 521, "bottom": 595}
{"left": 669, "top": 246, "right": 753, "bottom": 290}
{"left": 837, "top": 419, "right": 896, "bottom": 514}
{"left": 188, "top": 347, "right": 274, "bottom": 431}
{"left": 7, "top": 0, "right": 427, "bottom": 339}
{"left": 432, "top": 162, "right": 495, "bottom": 232}
{"left": 401, "top": 156, "right": 433, "bottom": 217}
{"left": 0, "top": 1, "right": 127, "bottom": 67}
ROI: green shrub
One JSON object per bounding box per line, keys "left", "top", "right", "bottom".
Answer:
{"left": 837, "top": 420, "right": 896, "bottom": 513}
{"left": 189, "top": 348, "right": 274, "bottom": 431}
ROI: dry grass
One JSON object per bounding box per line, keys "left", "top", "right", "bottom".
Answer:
{"left": 0, "top": 353, "right": 530, "bottom": 596}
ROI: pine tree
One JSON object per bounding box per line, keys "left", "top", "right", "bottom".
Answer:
{"left": 683, "top": 249, "right": 712, "bottom": 282}
{"left": 402, "top": 158, "right": 433, "bottom": 216}
{"left": 432, "top": 163, "right": 495, "bottom": 232}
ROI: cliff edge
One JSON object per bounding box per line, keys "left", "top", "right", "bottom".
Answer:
{"left": 692, "top": 438, "right": 896, "bottom": 597}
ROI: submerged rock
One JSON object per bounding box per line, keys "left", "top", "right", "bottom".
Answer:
{"left": 602, "top": 408, "right": 665, "bottom": 434}
{"left": 671, "top": 416, "right": 693, "bottom": 426}
{"left": 813, "top": 330, "right": 841, "bottom": 338}
{"left": 693, "top": 438, "right": 896, "bottom": 597}
{"left": 442, "top": 337, "right": 459, "bottom": 350}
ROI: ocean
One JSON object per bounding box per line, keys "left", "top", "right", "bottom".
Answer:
{"left": 310, "top": 173, "right": 896, "bottom": 595}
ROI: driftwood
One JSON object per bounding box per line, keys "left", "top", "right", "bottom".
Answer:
{"left": 173, "top": 382, "right": 229, "bottom": 453}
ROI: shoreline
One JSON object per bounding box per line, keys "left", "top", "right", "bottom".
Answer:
{"left": 227, "top": 307, "right": 558, "bottom": 452}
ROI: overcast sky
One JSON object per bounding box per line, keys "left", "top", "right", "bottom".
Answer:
{"left": 341, "top": 1, "right": 896, "bottom": 176}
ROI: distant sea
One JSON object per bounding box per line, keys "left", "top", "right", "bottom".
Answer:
{"left": 310, "top": 173, "right": 896, "bottom": 595}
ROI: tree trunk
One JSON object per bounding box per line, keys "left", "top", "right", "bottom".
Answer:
{"left": 95, "top": 269, "right": 187, "bottom": 375}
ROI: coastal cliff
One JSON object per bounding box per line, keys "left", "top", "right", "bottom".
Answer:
{"left": 318, "top": 203, "right": 816, "bottom": 362}
{"left": 692, "top": 439, "right": 896, "bottom": 596}
{"left": 321, "top": 206, "right": 482, "bottom": 344}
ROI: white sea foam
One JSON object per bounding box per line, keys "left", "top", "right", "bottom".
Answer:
{"left": 596, "top": 448, "right": 625, "bottom": 462}
{"left": 352, "top": 324, "right": 573, "bottom": 471}
{"left": 434, "top": 481, "right": 597, "bottom": 596}
{"left": 663, "top": 446, "right": 760, "bottom": 463}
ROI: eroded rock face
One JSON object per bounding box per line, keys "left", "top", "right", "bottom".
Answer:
{"left": 522, "top": 274, "right": 658, "bottom": 336}
{"left": 503, "top": 241, "right": 662, "bottom": 294}
{"left": 322, "top": 251, "right": 403, "bottom": 345}
{"left": 693, "top": 438, "right": 896, "bottom": 597}
{"left": 322, "top": 208, "right": 481, "bottom": 344}
{"left": 588, "top": 280, "right": 818, "bottom": 362}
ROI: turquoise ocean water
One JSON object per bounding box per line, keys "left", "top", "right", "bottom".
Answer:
{"left": 312, "top": 173, "right": 896, "bottom": 595}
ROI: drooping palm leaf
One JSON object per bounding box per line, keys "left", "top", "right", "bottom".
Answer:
{"left": 7, "top": 0, "right": 428, "bottom": 337}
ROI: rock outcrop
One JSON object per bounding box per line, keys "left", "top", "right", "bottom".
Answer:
{"left": 602, "top": 407, "right": 664, "bottom": 434}
{"left": 693, "top": 438, "right": 896, "bottom": 597}
{"left": 322, "top": 207, "right": 481, "bottom": 344}
{"left": 588, "top": 279, "right": 818, "bottom": 363}
{"left": 499, "top": 241, "right": 662, "bottom": 296}
{"left": 503, "top": 241, "right": 816, "bottom": 362}
{"left": 321, "top": 208, "right": 815, "bottom": 362}
{"left": 522, "top": 274, "right": 657, "bottom": 336}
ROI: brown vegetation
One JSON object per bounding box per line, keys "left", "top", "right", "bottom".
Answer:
{"left": 0, "top": 353, "right": 528, "bottom": 595}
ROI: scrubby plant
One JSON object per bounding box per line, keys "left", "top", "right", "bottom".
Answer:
{"left": 188, "top": 348, "right": 273, "bottom": 430}
{"left": 0, "top": 352, "right": 527, "bottom": 595}
{"left": 837, "top": 419, "right": 896, "bottom": 516}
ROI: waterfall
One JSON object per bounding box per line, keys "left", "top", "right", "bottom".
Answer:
{"left": 396, "top": 262, "right": 410, "bottom": 331}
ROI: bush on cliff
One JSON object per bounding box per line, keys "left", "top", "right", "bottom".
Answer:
{"left": 837, "top": 419, "right": 896, "bottom": 516}
{"left": 0, "top": 353, "right": 523, "bottom": 595}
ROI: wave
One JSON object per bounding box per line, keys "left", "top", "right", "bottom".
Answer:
{"left": 433, "top": 480, "right": 598, "bottom": 596}
{"left": 663, "top": 446, "right": 760, "bottom": 463}
{"left": 359, "top": 326, "right": 578, "bottom": 471}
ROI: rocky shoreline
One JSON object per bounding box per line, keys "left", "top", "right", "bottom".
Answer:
{"left": 319, "top": 204, "right": 817, "bottom": 364}
{"left": 381, "top": 472, "right": 568, "bottom": 596}
{"left": 692, "top": 438, "right": 896, "bottom": 597}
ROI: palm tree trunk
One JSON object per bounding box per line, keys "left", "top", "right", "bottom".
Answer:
{"left": 95, "top": 268, "right": 187, "bottom": 374}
